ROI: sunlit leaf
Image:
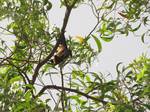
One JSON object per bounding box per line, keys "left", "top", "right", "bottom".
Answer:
{"left": 24, "top": 90, "right": 31, "bottom": 102}
{"left": 101, "top": 35, "right": 114, "bottom": 42}
{"left": 92, "top": 34, "right": 102, "bottom": 52}
{"left": 9, "top": 76, "right": 22, "bottom": 83}
{"left": 85, "top": 75, "right": 91, "bottom": 82}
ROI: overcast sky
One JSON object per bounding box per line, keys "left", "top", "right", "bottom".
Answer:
{"left": 0, "top": 0, "right": 149, "bottom": 108}
{"left": 0, "top": 0, "right": 149, "bottom": 75}
{"left": 1, "top": 0, "right": 150, "bottom": 74}
{"left": 47, "top": 0, "right": 150, "bottom": 76}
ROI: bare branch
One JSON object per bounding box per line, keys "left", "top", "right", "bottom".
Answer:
{"left": 36, "top": 85, "right": 108, "bottom": 105}
{"left": 0, "top": 26, "right": 14, "bottom": 34}
{"left": 37, "top": 76, "right": 57, "bottom": 105}
{"left": 60, "top": 67, "right": 65, "bottom": 112}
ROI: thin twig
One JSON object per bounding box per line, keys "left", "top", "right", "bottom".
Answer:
{"left": 0, "top": 26, "right": 14, "bottom": 34}
{"left": 38, "top": 76, "right": 57, "bottom": 105}
{"left": 60, "top": 67, "right": 65, "bottom": 112}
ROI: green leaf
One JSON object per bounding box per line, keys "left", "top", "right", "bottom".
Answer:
{"left": 69, "top": 95, "right": 80, "bottom": 103}
{"left": 43, "top": 0, "right": 48, "bottom": 5}
{"left": 24, "top": 84, "right": 35, "bottom": 91}
{"left": 116, "top": 62, "right": 123, "bottom": 75}
{"left": 101, "top": 22, "right": 107, "bottom": 33}
{"left": 101, "top": 35, "right": 114, "bottom": 42}
{"left": 24, "top": 90, "right": 31, "bottom": 102}
{"left": 136, "top": 66, "right": 146, "bottom": 81}
{"left": 142, "top": 104, "right": 150, "bottom": 109}
{"left": 0, "top": 47, "right": 4, "bottom": 52}
{"left": 130, "top": 24, "right": 141, "bottom": 32}
{"left": 143, "top": 16, "right": 149, "bottom": 26}
{"left": 17, "top": 45, "right": 26, "bottom": 49}
{"left": 9, "top": 76, "right": 22, "bottom": 83}
{"left": 86, "top": 75, "right": 91, "bottom": 82}
{"left": 46, "top": 2, "right": 52, "bottom": 10}
{"left": 141, "top": 33, "right": 145, "bottom": 43}
{"left": 104, "top": 2, "right": 115, "bottom": 9}
{"left": 92, "top": 35, "right": 102, "bottom": 52}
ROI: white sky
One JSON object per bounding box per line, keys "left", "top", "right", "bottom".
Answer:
{"left": 0, "top": 0, "right": 149, "bottom": 75}
{"left": 48, "top": 0, "right": 150, "bottom": 76}
{"left": 0, "top": 1, "right": 149, "bottom": 78}
{"left": 42, "top": 0, "right": 150, "bottom": 107}
{"left": 0, "top": 0, "right": 150, "bottom": 109}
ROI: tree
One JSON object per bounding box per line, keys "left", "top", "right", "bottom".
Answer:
{"left": 0, "top": 0, "right": 149, "bottom": 111}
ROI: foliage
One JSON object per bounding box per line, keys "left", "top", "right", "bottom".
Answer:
{"left": 0, "top": 0, "right": 149, "bottom": 112}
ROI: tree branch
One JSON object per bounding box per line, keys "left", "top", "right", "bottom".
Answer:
{"left": 31, "top": 3, "right": 75, "bottom": 85}
{"left": 5, "top": 59, "right": 30, "bottom": 85}
{"left": 60, "top": 67, "right": 65, "bottom": 112}
{"left": 61, "top": 7, "right": 72, "bottom": 34}
{"left": 36, "top": 85, "right": 108, "bottom": 105}
{"left": 0, "top": 57, "right": 39, "bottom": 63}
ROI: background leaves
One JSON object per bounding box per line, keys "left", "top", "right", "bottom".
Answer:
{"left": 0, "top": 0, "right": 149, "bottom": 111}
